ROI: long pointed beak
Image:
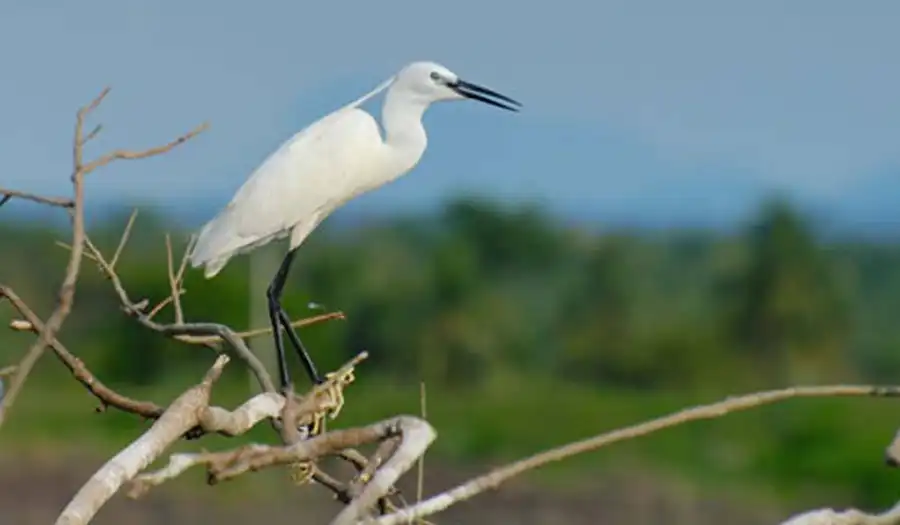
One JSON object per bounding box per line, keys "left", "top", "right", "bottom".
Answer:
{"left": 451, "top": 79, "right": 522, "bottom": 112}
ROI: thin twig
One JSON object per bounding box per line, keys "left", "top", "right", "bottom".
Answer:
{"left": 109, "top": 209, "right": 138, "bottom": 270}
{"left": 164, "top": 234, "right": 185, "bottom": 324}
{"left": 146, "top": 293, "right": 180, "bottom": 320}
{"left": 82, "top": 124, "right": 102, "bottom": 145}
{"left": 57, "top": 238, "right": 345, "bottom": 342}
{"left": 54, "top": 242, "right": 100, "bottom": 263}
{"left": 177, "top": 311, "right": 346, "bottom": 345}
{"left": 78, "top": 233, "right": 276, "bottom": 393}
{"left": 80, "top": 122, "right": 209, "bottom": 174}
{"left": 0, "top": 188, "right": 74, "bottom": 209}
{"left": 175, "top": 234, "right": 195, "bottom": 288}
{"left": 416, "top": 381, "right": 427, "bottom": 509}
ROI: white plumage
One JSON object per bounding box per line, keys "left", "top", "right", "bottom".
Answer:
{"left": 189, "top": 76, "right": 397, "bottom": 278}
{"left": 186, "top": 60, "right": 521, "bottom": 395}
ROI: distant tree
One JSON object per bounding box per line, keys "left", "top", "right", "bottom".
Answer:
{"left": 728, "top": 198, "right": 851, "bottom": 384}
{"left": 441, "top": 196, "right": 568, "bottom": 275}
{"left": 555, "top": 234, "right": 642, "bottom": 385}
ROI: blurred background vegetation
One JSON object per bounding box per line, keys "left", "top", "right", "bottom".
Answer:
{"left": 3, "top": 194, "right": 900, "bottom": 517}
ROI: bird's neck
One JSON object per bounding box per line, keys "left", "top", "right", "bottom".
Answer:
{"left": 380, "top": 91, "right": 428, "bottom": 175}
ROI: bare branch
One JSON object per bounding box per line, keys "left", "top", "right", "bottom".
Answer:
{"left": 0, "top": 85, "right": 99, "bottom": 427}
{"left": 109, "top": 208, "right": 138, "bottom": 270}
{"left": 53, "top": 241, "right": 99, "bottom": 263}
{"left": 0, "top": 284, "right": 164, "bottom": 419}
{"left": 58, "top": 230, "right": 345, "bottom": 346}
{"left": 0, "top": 188, "right": 74, "bottom": 209}
{"left": 416, "top": 381, "right": 427, "bottom": 505}
{"left": 72, "top": 86, "right": 110, "bottom": 171}
{"left": 130, "top": 416, "right": 434, "bottom": 497}
{"left": 0, "top": 88, "right": 206, "bottom": 430}
{"left": 80, "top": 122, "right": 209, "bottom": 174}
{"left": 164, "top": 234, "right": 185, "bottom": 324}
{"left": 198, "top": 392, "right": 286, "bottom": 437}
{"left": 373, "top": 385, "right": 900, "bottom": 525}
{"left": 82, "top": 124, "right": 102, "bottom": 145}
{"left": 74, "top": 234, "right": 277, "bottom": 393}
{"left": 176, "top": 311, "right": 347, "bottom": 345}
{"left": 55, "top": 355, "right": 230, "bottom": 525}
{"left": 146, "top": 292, "right": 181, "bottom": 320}
{"left": 332, "top": 418, "right": 436, "bottom": 525}
{"left": 63, "top": 230, "right": 343, "bottom": 396}
{"left": 778, "top": 502, "right": 900, "bottom": 525}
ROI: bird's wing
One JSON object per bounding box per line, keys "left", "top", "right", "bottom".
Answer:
{"left": 189, "top": 106, "right": 383, "bottom": 268}
{"left": 189, "top": 74, "right": 397, "bottom": 272}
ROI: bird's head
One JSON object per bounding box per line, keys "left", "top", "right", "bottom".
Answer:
{"left": 392, "top": 61, "right": 522, "bottom": 112}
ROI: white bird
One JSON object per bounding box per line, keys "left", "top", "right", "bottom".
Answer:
{"left": 188, "top": 60, "right": 521, "bottom": 400}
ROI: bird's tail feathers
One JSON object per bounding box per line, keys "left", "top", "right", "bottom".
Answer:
{"left": 188, "top": 218, "right": 236, "bottom": 277}
{"left": 201, "top": 257, "right": 229, "bottom": 279}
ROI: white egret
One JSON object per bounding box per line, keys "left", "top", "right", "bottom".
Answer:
{"left": 188, "top": 60, "right": 521, "bottom": 398}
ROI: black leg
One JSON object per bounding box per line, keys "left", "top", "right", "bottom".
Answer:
{"left": 267, "top": 250, "right": 296, "bottom": 392}
{"left": 266, "top": 249, "right": 323, "bottom": 391}
{"left": 278, "top": 308, "right": 322, "bottom": 385}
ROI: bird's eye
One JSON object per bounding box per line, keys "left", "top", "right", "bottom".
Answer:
{"left": 429, "top": 71, "right": 442, "bottom": 82}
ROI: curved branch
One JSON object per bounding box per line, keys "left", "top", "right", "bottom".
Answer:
{"left": 1, "top": 284, "right": 164, "bottom": 418}
{"left": 332, "top": 418, "right": 436, "bottom": 525}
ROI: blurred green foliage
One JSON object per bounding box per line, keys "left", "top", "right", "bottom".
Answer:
{"left": 2, "top": 195, "right": 900, "bottom": 508}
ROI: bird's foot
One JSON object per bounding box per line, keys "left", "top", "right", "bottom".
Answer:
{"left": 320, "top": 367, "right": 356, "bottom": 421}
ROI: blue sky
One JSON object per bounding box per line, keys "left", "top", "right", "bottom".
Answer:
{"left": 2, "top": 1, "right": 900, "bottom": 233}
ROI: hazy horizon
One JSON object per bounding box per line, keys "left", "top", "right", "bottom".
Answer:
{"left": 2, "top": 2, "right": 900, "bottom": 238}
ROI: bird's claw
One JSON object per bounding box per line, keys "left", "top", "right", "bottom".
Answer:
{"left": 321, "top": 368, "right": 356, "bottom": 421}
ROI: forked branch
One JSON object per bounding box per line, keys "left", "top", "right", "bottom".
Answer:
{"left": 0, "top": 87, "right": 204, "bottom": 429}
{"left": 55, "top": 355, "right": 232, "bottom": 525}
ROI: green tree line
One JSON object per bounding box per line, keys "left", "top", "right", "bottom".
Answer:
{"left": 3, "top": 195, "right": 900, "bottom": 507}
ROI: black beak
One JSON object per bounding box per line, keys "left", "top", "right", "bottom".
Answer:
{"left": 450, "top": 79, "right": 522, "bottom": 112}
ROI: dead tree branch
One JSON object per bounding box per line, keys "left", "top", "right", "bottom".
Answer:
{"left": 0, "top": 88, "right": 203, "bottom": 429}
{"left": 2, "top": 87, "right": 410, "bottom": 524}
{"left": 55, "top": 354, "right": 231, "bottom": 525}
{"left": 778, "top": 502, "right": 900, "bottom": 525}
{"left": 127, "top": 414, "right": 436, "bottom": 525}
{"left": 55, "top": 224, "right": 344, "bottom": 395}
{"left": 0, "top": 188, "right": 74, "bottom": 209}
{"left": 371, "top": 385, "right": 900, "bottom": 525}
{"left": 2, "top": 284, "right": 164, "bottom": 418}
